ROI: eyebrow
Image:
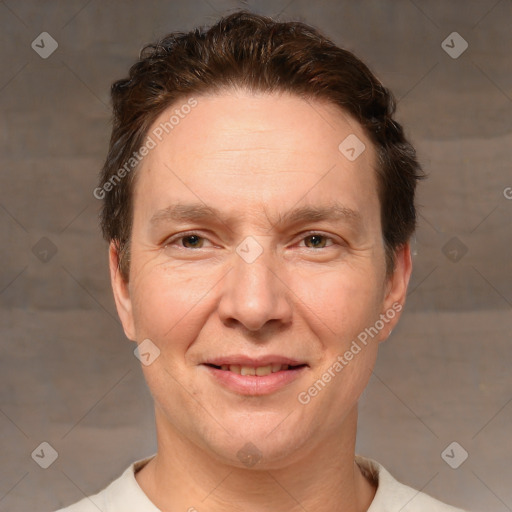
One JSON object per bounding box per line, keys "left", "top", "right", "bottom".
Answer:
{"left": 149, "top": 202, "right": 362, "bottom": 231}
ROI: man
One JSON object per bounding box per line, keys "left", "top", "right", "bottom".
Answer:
{"left": 59, "top": 10, "right": 467, "bottom": 512}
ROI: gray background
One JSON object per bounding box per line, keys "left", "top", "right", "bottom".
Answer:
{"left": 0, "top": 0, "right": 511, "bottom": 511}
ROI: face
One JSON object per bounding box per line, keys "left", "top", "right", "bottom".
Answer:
{"left": 110, "top": 90, "right": 411, "bottom": 468}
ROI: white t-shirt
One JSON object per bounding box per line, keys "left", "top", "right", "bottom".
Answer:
{"left": 56, "top": 455, "right": 468, "bottom": 511}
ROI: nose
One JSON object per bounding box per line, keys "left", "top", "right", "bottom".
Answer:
{"left": 217, "top": 243, "right": 293, "bottom": 334}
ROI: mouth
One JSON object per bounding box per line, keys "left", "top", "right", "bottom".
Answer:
{"left": 204, "top": 363, "right": 307, "bottom": 376}
{"left": 201, "top": 357, "right": 309, "bottom": 396}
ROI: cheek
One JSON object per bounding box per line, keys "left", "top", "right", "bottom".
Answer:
{"left": 291, "top": 264, "right": 385, "bottom": 342}
{"left": 290, "top": 265, "right": 383, "bottom": 413}
{"left": 129, "top": 259, "right": 215, "bottom": 343}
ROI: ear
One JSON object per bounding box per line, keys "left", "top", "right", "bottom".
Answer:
{"left": 377, "top": 242, "right": 413, "bottom": 342}
{"left": 109, "top": 241, "right": 136, "bottom": 342}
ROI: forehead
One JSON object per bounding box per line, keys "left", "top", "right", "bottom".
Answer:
{"left": 133, "top": 90, "right": 379, "bottom": 226}
{"left": 146, "top": 90, "right": 371, "bottom": 163}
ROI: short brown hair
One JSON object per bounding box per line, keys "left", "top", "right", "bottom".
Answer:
{"left": 99, "top": 10, "right": 423, "bottom": 279}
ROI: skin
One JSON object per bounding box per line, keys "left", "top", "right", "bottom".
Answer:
{"left": 110, "top": 89, "right": 412, "bottom": 512}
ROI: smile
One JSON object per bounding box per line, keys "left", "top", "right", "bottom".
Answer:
{"left": 206, "top": 363, "right": 306, "bottom": 376}
{"left": 202, "top": 359, "right": 309, "bottom": 396}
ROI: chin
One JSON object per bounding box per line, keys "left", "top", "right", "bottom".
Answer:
{"left": 210, "top": 438, "right": 308, "bottom": 470}
{"left": 197, "top": 414, "right": 316, "bottom": 470}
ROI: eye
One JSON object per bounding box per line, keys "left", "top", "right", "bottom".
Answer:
{"left": 164, "top": 232, "right": 211, "bottom": 249}
{"left": 180, "top": 234, "right": 205, "bottom": 248}
{"left": 299, "top": 233, "right": 335, "bottom": 249}
{"left": 163, "top": 231, "right": 339, "bottom": 252}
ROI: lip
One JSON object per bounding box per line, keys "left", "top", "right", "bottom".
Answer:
{"left": 203, "top": 355, "right": 307, "bottom": 367}
{"left": 201, "top": 360, "right": 308, "bottom": 396}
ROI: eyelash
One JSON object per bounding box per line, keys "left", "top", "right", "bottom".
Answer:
{"left": 163, "top": 231, "right": 338, "bottom": 250}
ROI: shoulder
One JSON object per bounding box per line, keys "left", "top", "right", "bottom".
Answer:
{"left": 54, "top": 457, "right": 159, "bottom": 512}
{"left": 356, "top": 455, "right": 469, "bottom": 512}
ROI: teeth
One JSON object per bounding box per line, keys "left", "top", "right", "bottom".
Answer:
{"left": 229, "top": 365, "right": 241, "bottom": 374}
{"left": 217, "top": 364, "right": 293, "bottom": 375}
{"left": 240, "top": 366, "right": 256, "bottom": 376}
{"left": 256, "top": 365, "right": 272, "bottom": 376}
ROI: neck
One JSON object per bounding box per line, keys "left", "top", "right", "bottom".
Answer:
{"left": 136, "top": 406, "right": 375, "bottom": 512}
